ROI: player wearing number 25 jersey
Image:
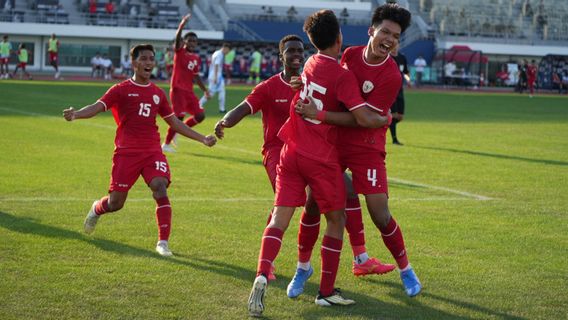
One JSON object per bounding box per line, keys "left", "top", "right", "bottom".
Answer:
{"left": 63, "top": 44, "right": 216, "bottom": 257}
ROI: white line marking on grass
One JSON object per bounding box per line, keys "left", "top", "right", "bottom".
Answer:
{"left": 1, "top": 107, "right": 494, "bottom": 201}
{"left": 0, "top": 197, "right": 483, "bottom": 203}
{"left": 389, "top": 177, "right": 493, "bottom": 201}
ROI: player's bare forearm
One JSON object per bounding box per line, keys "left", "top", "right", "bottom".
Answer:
{"left": 195, "top": 76, "right": 208, "bottom": 94}
{"left": 295, "top": 98, "right": 358, "bottom": 127}
{"left": 166, "top": 116, "right": 216, "bottom": 146}
{"left": 352, "top": 107, "right": 389, "bottom": 128}
{"left": 214, "top": 102, "right": 251, "bottom": 139}
{"left": 63, "top": 101, "right": 105, "bottom": 121}
{"left": 175, "top": 13, "right": 191, "bottom": 50}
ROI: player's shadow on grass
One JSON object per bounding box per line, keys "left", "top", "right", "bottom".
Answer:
{"left": 411, "top": 145, "right": 568, "bottom": 167}
{"left": 184, "top": 151, "right": 263, "bottom": 167}
{"left": 0, "top": 212, "right": 525, "bottom": 319}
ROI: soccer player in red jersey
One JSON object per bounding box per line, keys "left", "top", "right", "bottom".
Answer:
{"left": 295, "top": 4, "right": 422, "bottom": 297}
{"left": 215, "top": 35, "right": 392, "bottom": 286}
{"left": 62, "top": 44, "right": 217, "bottom": 257}
{"left": 527, "top": 59, "right": 537, "bottom": 98}
{"left": 247, "top": 10, "right": 391, "bottom": 316}
{"left": 162, "top": 14, "right": 211, "bottom": 153}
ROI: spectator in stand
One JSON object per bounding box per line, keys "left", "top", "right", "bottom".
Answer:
{"left": 0, "top": 35, "right": 12, "bottom": 79}
{"left": 12, "top": 43, "right": 32, "bottom": 80}
{"left": 121, "top": 54, "right": 132, "bottom": 77}
{"left": 224, "top": 48, "right": 235, "bottom": 85}
{"left": 340, "top": 8, "right": 349, "bottom": 24}
{"left": 105, "top": 1, "right": 115, "bottom": 14}
{"left": 88, "top": 0, "right": 97, "bottom": 25}
{"left": 527, "top": 59, "right": 537, "bottom": 98}
{"left": 287, "top": 6, "right": 297, "bottom": 22}
{"left": 101, "top": 53, "right": 114, "bottom": 80}
{"left": 413, "top": 54, "right": 427, "bottom": 87}
{"left": 91, "top": 52, "right": 103, "bottom": 78}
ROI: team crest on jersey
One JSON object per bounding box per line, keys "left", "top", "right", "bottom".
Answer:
{"left": 153, "top": 95, "right": 160, "bottom": 104}
{"left": 362, "top": 80, "right": 374, "bottom": 93}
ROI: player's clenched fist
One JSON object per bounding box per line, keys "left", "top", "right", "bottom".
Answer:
{"left": 214, "top": 120, "right": 227, "bottom": 139}
{"left": 202, "top": 134, "right": 217, "bottom": 147}
{"left": 63, "top": 107, "right": 75, "bottom": 121}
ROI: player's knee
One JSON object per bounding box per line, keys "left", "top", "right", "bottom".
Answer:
{"left": 194, "top": 112, "right": 205, "bottom": 123}
{"left": 149, "top": 178, "right": 168, "bottom": 197}
{"left": 107, "top": 198, "right": 125, "bottom": 211}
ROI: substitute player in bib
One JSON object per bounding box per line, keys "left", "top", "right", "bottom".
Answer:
{"left": 48, "top": 33, "right": 61, "bottom": 79}
{"left": 295, "top": 4, "right": 422, "bottom": 297}
{"left": 63, "top": 44, "right": 217, "bottom": 257}
{"left": 248, "top": 10, "right": 381, "bottom": 316}
{"left": 162, "top": 14, "right": 211, "bottom": 153}
{"left": 0, "top": 35, "right": 12, "bottom": 79}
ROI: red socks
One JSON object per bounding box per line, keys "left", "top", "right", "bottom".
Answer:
{"left": 319, "top": 235, "right": 343, "bottom": 296}
{"left": 345, "top": 197, "right": 366, "bottom": 256}
{"left": 155, "top": 197, "right": 172, "bottom": 241}
{"left": 257, "top": 228, "right": 284, "bottom": 278}
{"left": 379, "top": 217, "right": 409, "bottom": 269}
{"left": 94, "top": 196, "right": 110, "bottom": 215}
{"left": 297, "top": 210, "right": 321, "bottom": 263}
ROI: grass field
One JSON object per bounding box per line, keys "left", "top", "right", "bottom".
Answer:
{"left": 0, "top": 80, "right": 567, "bottom": 319}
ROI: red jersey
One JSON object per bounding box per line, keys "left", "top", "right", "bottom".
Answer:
{"left": 171, "top": 47, "right": 201, "bottom": 92}
{"left": 245, "top": 72, "right": 294, "bottom": 154}
{"left": 278, "top": 53, "right": 366, "bottom": 162}
{"left": 98, "top": 79, "right": 175, "bottom": 154}
{"left": 527, "top": 64, "right": 537, "bottom": 81}
{"left": 337, "top": 46, "right": 401, "bottom": 153}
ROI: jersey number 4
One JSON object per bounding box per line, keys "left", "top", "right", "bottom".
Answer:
{"left": 138, "top": 103, "right": 151, "bottom": 117}
{"left": 299, "top": 75, "right": 327, "bottom": 124}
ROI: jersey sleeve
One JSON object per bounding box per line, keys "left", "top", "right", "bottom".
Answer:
{"left": 157, "top": 88, "right": 174, "bottom": 118}
{"left": 98, "top": 84, "right": 121, "bottom": 112}
{"left": 366, "top": 70, "right": 402, "bottom": 114}
{"left": 336, "top": 70, "right": 366, "bottom": 111}
{"left": 244, "top": 80, "right": 269, "bottom": 114}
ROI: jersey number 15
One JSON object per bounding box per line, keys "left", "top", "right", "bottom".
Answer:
{"left": 299, "top": 75, "right": 327, "bottom": 124}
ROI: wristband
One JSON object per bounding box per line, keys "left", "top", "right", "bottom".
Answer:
{"left": 316, "top": 110, "right": 327, "bottom": 122}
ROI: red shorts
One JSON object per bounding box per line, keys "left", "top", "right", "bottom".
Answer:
{"left": 49, "top": 52, "right": 58, "bottom": 63}
{"left": 262, "top": 146, "right": 283, "bottom": 192}
{"left": 109, "top": 151, "right": 171, "bottom": 193}
{"left": 17, "top": 62, "right": 26, "bottom": 69}
{"left": 170, "top": 88, "right": 203, "bottom": 117}
{"left": 0, "top": 57, "right": 8, "bottom": 64}
{"left": 340, "top": 150, "right": 388, "bottom": 195}
{"left": 275, "top": 144, "right": 345, "bottom": 213}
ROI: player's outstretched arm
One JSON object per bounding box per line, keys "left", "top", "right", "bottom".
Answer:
{"left": 165, "top": 115, "right": 217, "bottom": 147}
{"left": 175, "top": 13, "right": 191, "bottom": 50}
{"left": 214, "top": 102, "right": 251, "bottom": 139}
{"left": 62, "top": 101, "right": 105, "bottom": 121}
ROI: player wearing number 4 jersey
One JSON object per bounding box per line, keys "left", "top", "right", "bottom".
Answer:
{"left": 295, "top": 3, "right": 422, "bottom": 298}
{"left": 63, "top": 44, "right": 216, "bottom": 256}
{"left": 247, "top": 11, "right": 393, "bottom": 317}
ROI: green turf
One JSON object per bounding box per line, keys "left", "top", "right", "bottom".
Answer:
{"left": 0, "top": 80, "right": 567, "bottom": 319}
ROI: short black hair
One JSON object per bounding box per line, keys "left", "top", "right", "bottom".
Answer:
{"left": 303, "top": 10, "right": 340, "bottom": 51}
{"left": 130, "top": 44, "right": 155, "bottom": 60}
{"left": 279, "top": 34, "right": 303, "bottom": 54}
{"left": 183, "top": 32, "right": 197, "bottom": 40}
{"left": 222, "top": 42, "right": 231, "bottom": 49}
{"left": 371, "top": 3, "right": 411, "bottom": 33}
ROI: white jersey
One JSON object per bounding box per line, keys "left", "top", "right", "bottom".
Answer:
{"left": 208, "top": 49, "right": 224, "bottom": 81}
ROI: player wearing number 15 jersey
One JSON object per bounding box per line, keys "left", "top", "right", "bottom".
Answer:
{"left": 63, "top": 44, "right": 216, "bottom": 257}
{"left": 248, "top": 10, "right": 368, "bottom": 317}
